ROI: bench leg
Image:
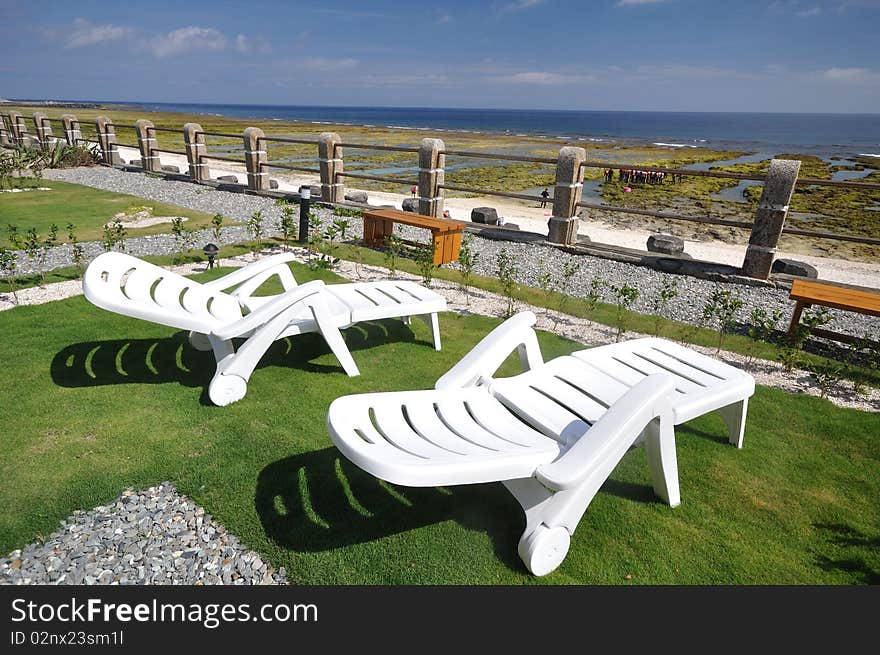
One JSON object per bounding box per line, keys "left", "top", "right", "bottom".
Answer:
{"left": 787, "top": 301, "right": 805, "bottom": 338}
{"left": 718, "top": 398, "right": 749, "bottom": 449}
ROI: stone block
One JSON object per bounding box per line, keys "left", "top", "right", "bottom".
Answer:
{"left": 647, "top": 234, "right": 685, "bottom": 256}
{"left": 345, "top": 190, "right": 369, "bottom": 203}
{"left": 269, "top": 179, "right": 279, "bottom": 190}
{"left": 161, "top": 164, "right": 180, "bottom": 174}
{"left": 402, "top": 198, "right": 419, "bottom": 213}
{"left": 771, "top": 258, "right": 818, "bottom": 278}
{"left": 471, "top": 207, "right": 498, "bottom": 225}
{"left": 216, "top": 175, "right": 239, "bottom": 183}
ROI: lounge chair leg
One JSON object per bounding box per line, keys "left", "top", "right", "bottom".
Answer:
{"left": 188, "top": 331, "right": 212, "bottom": 352}
{"left": 417, "top": 313, "right": 442, "bottom": 351}
{"left": 502, "top": 478, "right": 571, "bottom": 576}
{"left": 718, "top": 398, "right": 748, "bottom": 449}
{"left": 643, "top": 414, "right": 681, "bottom": 507}
{"left": 310, "top": 302, "right": 360, "bottom": 376}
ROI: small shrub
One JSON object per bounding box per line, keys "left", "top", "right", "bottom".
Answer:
{"left": 412, "top": 241, "right": 437, "bottom": 287}
{"left": 333, "top": 207, "right": 363, "bottom": 218}
{"left": 651, "top": 278, "right": 679, "bottom": 337}
{"left": 535, "top": 260, "right": 553, "bottom": 315}
{"left": 610, "top": 283, "right": 639, "bottom": 342}
{"left": 6, "top": 224, "right": 22, "bottom": 249}
{"left": 702, "top": 288, "right": 743, "bottom": 354}
{"left": 553, "top": 259, "right": 582, "bottom": 325}
{"left": 0, "top": 248, "right": 19, "bottom": 303}
{"left": 246, "top": 210, "right": 264, "bottom": 255}
{"left": 807, "top": 362, "right": 844, "bottom": 399}
{"left": 278, "top": 205, "right": 296, "bottom": 250}
{"left": 457, "top": 234, "right": 478, "bottom": 305}
{"left": 496, "top": 249, "right": 519, "bottom": 319}
{"left": 746, "top": 306, "right": 783, "bottom": 366}
{"left": 38, "top": 224, "right": 58, "bottom": 285}
{"left": 102, "top": 219, "right": 127, "bottom": 252}
{"left": 67, "top": 223, "right": 85, "bottom": 274}
{"left": 383, "top": 233, "right": 404, "bottom": 277}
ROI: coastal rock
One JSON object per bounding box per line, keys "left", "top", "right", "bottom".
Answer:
{"left": 402, "top": 198, "right": 419, "bottom": 213}
{"left": 471, "top": 207, "right": 498, "bottom": 225}
{"left": 269, "top": 179, "right": 279, "bottom": 190}
{"left": 345, "top": 191, "right": 369, "bottom": 204}
{"left": 161, "top": 165, "right": 180, "bottom": 174}
{"left": 771, "top": 258, "right": 818, "bottom": 278}
{"left": 647, "top": 234, "right": 684, "bottom": 256}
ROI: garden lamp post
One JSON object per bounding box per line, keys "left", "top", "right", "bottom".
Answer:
{"left": 203, "top": 243, "right": 219, "bottom": 269}
{"left": 298, "top": 186, "right": 311, "bottom": 245}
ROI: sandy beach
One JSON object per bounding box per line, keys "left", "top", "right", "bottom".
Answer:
{"left": 110, "top": 144, "right": 880, "bottom": 289}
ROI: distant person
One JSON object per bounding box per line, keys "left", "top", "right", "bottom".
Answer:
{"left": 442, "top": 209, "right": 451, "bottom": 218}
{"left": 540, "top": 188, "right": 550, "bottom": 208}
{"left": 411, "top": 185, "right": 417, "bottom": 197}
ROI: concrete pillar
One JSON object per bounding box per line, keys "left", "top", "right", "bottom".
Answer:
{"left": 32, "top": 112, "right": 53, "bottom": 149}
{"left": 134, "top": 119, "right": 158, "bottom": 171}
{"left": 547, "top": 146, "right": 586, "bottom": 245}
{"left": 8, "top": 111, "right": 31, "bottom": 146}
{"left": 243, "top": 127, "right": 268, "bottom": 190}
{"left": 0, "top": 114, "right": 10, "bottom": 146}
{"left": 183, "top": 123, "right": 209, "bottom": 182}
{"left": 61, "top": 114, "right": 82, "bottom": 147}
{"left": 95, "top": 116, "right": 122, "bottom": 165}
{"left": 741, "top": 159, "right": 801, "bottom": 279}
{"left": 417, "top": 138, "right": 445, "bottom": 218}
{"left": 318, "top": 132, "right": 344, "bottom": 202}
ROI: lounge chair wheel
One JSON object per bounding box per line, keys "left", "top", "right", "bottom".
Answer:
{"left": 188, "top": 331, "right": 212, "bottom": 352}
{"left": 208, "top": 374, "right": 248, "bottom": 407}
{"left": 518, "top": 525, "right": 570, "bottom": 576}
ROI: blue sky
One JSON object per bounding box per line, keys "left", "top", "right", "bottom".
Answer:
{"left": 1, "top": 0, "right": 878, "bottom": 112}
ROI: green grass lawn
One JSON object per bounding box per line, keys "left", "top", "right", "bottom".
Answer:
{"left": 0, "top": 179, "right": 223, "bottom": 244}
{"left": 0, "top": 261, "right": 877, "bottom": 584}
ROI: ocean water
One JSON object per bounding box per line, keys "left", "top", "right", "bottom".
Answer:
{"left": 123, "top": 102, "right": 880, "bottom": 158}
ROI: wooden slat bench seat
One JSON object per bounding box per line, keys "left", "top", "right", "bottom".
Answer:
{"left": 788, "top": 279, "right": 880, "bottom": 344}
{"left": 363, "top": 208, "right": 464, "bottom": 265}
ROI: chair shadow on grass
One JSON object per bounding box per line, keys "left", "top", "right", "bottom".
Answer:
{"left": 255, "top": 447, "right": 669, "bottom": 573}
{"left": 50, "top": 319, "right": 423, "bottom": 402}
{"left": 812, "top": 522, "right": 880, "bottom": 584}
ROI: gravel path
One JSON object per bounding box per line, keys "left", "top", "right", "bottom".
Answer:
{"left": 0, "top": 483, "right": 286, "bottom": 585}
{"left": 11, "top": 166, "right": 875, "bottom": 342}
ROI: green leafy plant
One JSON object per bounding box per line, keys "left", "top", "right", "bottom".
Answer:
{"left": 383, "top": 233, "right": 404, "bottom": 277}
{"left": 278, "top": 205, "right": 296, "bottom": 251}
{"left": 535, "top": 260, "right": 553, "bottom": 316}
{"left": 101, "top": 219, "right": 127, "bottom": 252}
{"left": 552, "top": 259, "right": 582, "bottom": 329}
{"left": 807, "top": 361, "right": 844, "bottom": 399}
{"left": 0, "top": 248, "right": 19, "bottom": 303}
{"left": 610, "top": 283, "right": 639, "bottom": 342}
{"left": 211, "top": 213, "right": 224, "bottom": 244}
{"left": 496, "top": 249, "right": 519, "bottom": 319}
{"left": 702, "top": 288, "right": 743, "bottom": 354}
{"left": 37, "top": 223, "right": 58, "bottom": 285}
{"left": 246, "top": 210, "right": 264, "bottom": 255}
{"left": 746, "top": 307, "right": 783, "bottom": 367}
{"left": 412, "top": 241, "right": 438, "bottom": 287}
{"left": 651, "top": 278, "right": 679, "bottom": 337}
{"left": 6, "top": 224, "right": 22, "bottom": 249}
{"left": 66, "top": 223, "right": 85, "bottom": 274}
{"left": 333, "top": 206, "right": 363, "bottom": 218}
{"left": 457, "top": 234, "right": 478, "bottom": 305}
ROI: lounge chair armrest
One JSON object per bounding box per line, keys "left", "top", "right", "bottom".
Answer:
{"left": 211, "top": 279, "right": 326, "bottom": 340}
{"left": 535, "top": 374, "right": 675, "bottom": 490}
{"left": 435, "top": 311, "right": 544, "bottom": 390}
{"left": 203, "top": 253, "right": 299, "bottom": 292}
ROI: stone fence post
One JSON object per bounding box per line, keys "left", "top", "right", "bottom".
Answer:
{"left": 32, "top": 112, "right": 53, "bottom": 149}
{"left": 547, "top": 146, "right": 586, "bottom": 244}
{"left": 418, "top": 138, "right": 445, "bottom": 218}
{"left": 318, "top": 132, "right": 343, "bottom": 202}
{"left": 740, "top": 159, "right": 801, "bottom": 279}
{"left": 134, "top": 119, "right": 159, "bottom": 171}
{"left": 183, "top": 123, "right": 209, "bottom": 182}
{"left": 61, "top": 114, "right": 81, "bottom": 147}
{"left": 0, "top": 114, "right": 10, "bottom": 146}
{"left": 8, "top": 111, "right": 31, "bottom": 146}
{"left": 243, "top": 127, "right": 268, "bottom": 190}
{"left": 95, "top": 116, "right": 122, "bottom": 165}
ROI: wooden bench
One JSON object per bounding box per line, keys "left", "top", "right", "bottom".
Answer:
{"left": 363, "top": 208, "right": 464, "bottom": 266}
{"left": 788, "top": 279, "right": 880, "bottom": 344}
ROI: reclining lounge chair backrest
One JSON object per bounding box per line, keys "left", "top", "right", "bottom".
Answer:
{"left": 83, "top": 252, "right": 243, "bottom": 333}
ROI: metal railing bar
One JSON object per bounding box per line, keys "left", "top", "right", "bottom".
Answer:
{"left": 336, "top": 171, "right": 416, "bottom": 185}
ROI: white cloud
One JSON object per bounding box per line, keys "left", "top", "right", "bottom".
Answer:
{"left": 148, "top": 26, "right": 227, "bottom": 58}
{"left": 796, "top": 6, "right": 822, "bottom": 15}
{"left": 234, "top": 34, "right": 271, "bottom": 54}
{"left": 501, "top": 0, "right": 545, "bottom": 12}
{"left": 300, "top": 57, "right": 359, "bottom": 72}
{"left": 492, "top": 71, "right": 593, "bottom": 85}
{"left": 64, "top": 18, "right": 133, "bottom": 48}
{"left": 615, "top": 0, "right": 669, "bottom": 6}
{"left": 821, "top": 67, "right": 879, "bottom": 83}
{"left": 436, "top": 12, "right": 453, "bottom": 24}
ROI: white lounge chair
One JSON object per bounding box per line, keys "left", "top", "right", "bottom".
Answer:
{"left": 83, "top": 252, "right": 446, "bottom": 406}
{"left": 327, "top": 312, "right": 755, "bottom": 575}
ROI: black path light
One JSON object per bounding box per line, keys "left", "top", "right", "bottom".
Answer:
{"left": 298, "top": 185, "right": 311, "bottom": 244}
{"left": 203, "top": 243, "right": 219, "bottom": 269}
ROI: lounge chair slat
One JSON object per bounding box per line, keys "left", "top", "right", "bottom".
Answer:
{"left": 435, "top": 399, "right": 526, "bottom": 452}
{"left": 548, "top": 356, "right": 631, "bottom": 406}
{"left": 373, "top": 404, "right": 458, "bottom": 459}
{"left": 492, "top": 383, "right": 587, "bottom": 443}
{"left": 405, "top": 397, "right": 490, "bottom": 455}
{"left": 463, "top": 396, "right": 553, "bottom": 448}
